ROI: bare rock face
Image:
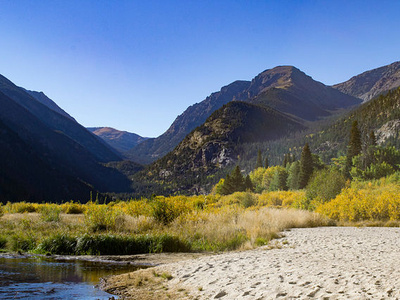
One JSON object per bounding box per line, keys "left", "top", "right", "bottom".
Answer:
{"left": 333, "top": 61, "right": 400, "bottom": 102}
{"left": 375, "top": 120, "right": 400, "bottom": 145}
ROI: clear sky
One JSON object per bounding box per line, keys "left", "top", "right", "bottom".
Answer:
{"left": 0, "top": 0, "right": 399, "bottom": 137}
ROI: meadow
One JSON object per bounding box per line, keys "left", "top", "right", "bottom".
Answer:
{"left": 1, "top": 172, "right": 400, "bottom": 256}
{"left": 0, "top": 192, "right": 331, "bottom": 255}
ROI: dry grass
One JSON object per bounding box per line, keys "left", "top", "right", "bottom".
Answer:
{"left": 101, "top": 267, "right": 194, "bottom": 300}
{"left": 0, "top": 196, "right": 333, "bottom": 254}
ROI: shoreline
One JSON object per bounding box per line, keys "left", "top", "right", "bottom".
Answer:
{"left": 101, "top": 227, "right": 400, "bottom": 299}
{"left": 0, "top": 251, "right": 209, "bottom": 267}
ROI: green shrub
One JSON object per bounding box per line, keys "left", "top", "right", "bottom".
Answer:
{"left": 62, "top": 201, "right": 86, "bottom": 214}
{"left": 40, "top": 204, "right": 62, "bottom": 222}
{"left": 37, "top": 234, "right": 77, "bottom": 255}
{"left": 237, "top": 192, "right": 256, "bottom": 208}
{"left": 84, "top": 204, "right": 124, "bottom": 232}
{"left": 306, "top": 168, "right": 346, "bottom": 210}
{"left": 10, "top": 234, "right": 36, "bottom": 252}
{"left": 151, "top": 198, "right": 179, "bottom": 225}
{"left": 0, "top": 236, "right": 7, "bottom": 249}
{"left": 37, "top": 233, "right": 191, "bottom": 255}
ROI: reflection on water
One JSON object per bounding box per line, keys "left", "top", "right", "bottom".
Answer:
{"left": 0, "top": 255, "right": 144, "bottom": 299}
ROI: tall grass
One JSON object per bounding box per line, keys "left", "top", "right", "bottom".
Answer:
{"left": 0, "top": 192, "right": 332, "bottom": 254}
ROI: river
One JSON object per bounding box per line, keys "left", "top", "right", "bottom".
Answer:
{"left": 0, "top": 254, "right": 145, "bottom": 299}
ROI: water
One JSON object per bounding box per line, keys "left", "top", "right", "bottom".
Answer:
{"left": 0, "top": 255, "right": 145, "bottom": 299}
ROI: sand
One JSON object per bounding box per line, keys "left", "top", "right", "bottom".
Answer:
{"left": 102, "top": 227, "right": 400, "bottom": 299}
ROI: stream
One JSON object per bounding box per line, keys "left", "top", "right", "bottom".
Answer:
{"left": 0, "top": 254, "right": 145, "bottom": 299}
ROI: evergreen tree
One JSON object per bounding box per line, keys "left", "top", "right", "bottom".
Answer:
{"left": 264, "top": 157, "right": 269, "bottom": 169}
{"left": 287, "top": 161, "right": 301, "bottom": 190}
{"left": 244, "top": 175, "right": 254, "bottom": 191}
{"left": 256, "top": 150, "right": 263, "bottom": 169}
{"left": 220, "top": 174, "right": 234, "bottom": 195}
{"left": 269, "top": 167, "right": 288, "bottom": 191}
{"left": 364, "top": 130, "right": 377, "bottom": 169}
{"left": 345, "top": 120, "right": 362, "bottom": 177}
{"left": 283, "top": 154, "right": 288, "bottom": 167}
{"left": 299, "top": 143, "right": 314, "bottom": 189}
{"left": 231, "top": 166, "right": 245, "bottom": 191}
{"left": 369, "top": 130, "right": 377, "bottom": 147}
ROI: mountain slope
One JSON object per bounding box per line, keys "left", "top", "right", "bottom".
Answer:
{"left": 23, "top": 89, "right": 76, "bottom": 121}
{"left": 333, "top": 61, "right": 400, "bottom": 102}
{"left": 0, "top": 74, "right": 121, "bottom": 163}
{"left": 0, "top": 90, "right": 131, "bottom": 198}
{"left": 245, "top": 66, "right": 361, "bottom": 120}
{"left": 128, "top": 66, "right": 360, "bottom": 164}
{"left": 0, "top": 118, "right": 93, "bottom": 203}
{"left": 87, "top": 127, "right": 148, "bottom": 153}
{"left": 137, "top": 101, "right": 305, "bottom": 194}
{"left": 127, "top": 80, "right": 251, "bottom": 164}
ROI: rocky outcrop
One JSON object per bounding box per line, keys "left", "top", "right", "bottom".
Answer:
{"left": 375, "top": 120, "right": 400, "bottom": 145}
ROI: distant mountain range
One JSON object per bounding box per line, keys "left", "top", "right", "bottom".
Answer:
{"left": 0, "top": 75, "right": 131, "bottom": 202}
{"left": 87, "top": 127, "right": 148, "bottom": 154}
{"left": 1, "top": 61, "right": 400, "bottom": 200}
{"left": 127, "top": 66, "right": 361, "bottom": 164}
{"left": 138, "top": 101, "right": 306, "bottom": 194}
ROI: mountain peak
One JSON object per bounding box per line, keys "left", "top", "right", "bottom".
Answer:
{"left": 333, "top": 61, "right": 400, "bottom": 102}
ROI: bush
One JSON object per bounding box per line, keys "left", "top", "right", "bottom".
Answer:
{"left": 61, "top": 201, "right": 86, "bottom": 214}
{"left": 40, "top": 204, "right": 62, "bottom": 222}
{"left": 6, "top": 202, "right": 37, "bottom": 213}
{"left": 37, "top": 234, "right": 77, "bottom": 255}
{"left": 151, "top": 197, "right": 187, "bottom": 225}
{"left": 84, "top": 203, "right": 124, "bottom": 232}
{"left": 238, "top": 192, "right": 256, "bottom": 208}
{"left": 0, "top": 236, "right": 7, "bottom": 249}
{"left": 10, "top": 234, "right": 36, "bottom": 252}
{"left": 38, "top": 233, "right": 191, "bottom": 255}
{"left": 306, "top": 168, "right": 346, "bottom": 210}
{"left": 316, "top": 178, "right": 400, "bottom": 221}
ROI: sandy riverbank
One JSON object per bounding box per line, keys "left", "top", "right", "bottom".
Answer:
{"left": 101, "top": 227, "right": 400, "bottom": 299}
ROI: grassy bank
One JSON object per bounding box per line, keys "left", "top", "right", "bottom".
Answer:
{"left": 0, "top": 193, "right": 332, "bottom": 255}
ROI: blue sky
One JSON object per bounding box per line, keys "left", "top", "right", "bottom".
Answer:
{"left": 0, "top": 0, "right": 399, "bottom": 137}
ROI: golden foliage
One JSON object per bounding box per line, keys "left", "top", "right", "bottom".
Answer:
{"left": 316, "top": 176, "right": 400, "bottom": 221}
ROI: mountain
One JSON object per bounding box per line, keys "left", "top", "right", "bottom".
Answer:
{"left": 87, "top": 127, "right": 148, "bottom": 153}
{"left": 127, "top": 80, "right": 251, "bottom": 164}
{"left": 0, "top": 74, "right": 121, "bottom": 163}
{"left": 23, "top": 89, "right": 76, "bottom": 121}
{"left": 244, "top": 66, "right": 361, "bottom": 120}
{"left": 0, "top": 74, "right": 133, "bottom": 201}
{"left": 333, "top": 61, "right": 400, "bottom": 102}
{"left": 128, "top": 66, "right": 360, "bottom": 164}
{"left": 0, "top": 118, "right": 93, "bottom": 203}
{"left": 136, "top": 101, "right": 305, "bottom": 194}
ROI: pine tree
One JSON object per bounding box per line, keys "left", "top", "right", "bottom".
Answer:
{"left": 244, "top": 175, "right": 254, "bottom": 191}
{"left": 345, "top": 120, "right": 362, "bottom": 177}
{"left": 364, "top": 130, "right": 377, "bottom": 169}
{"left": 231, "top": 166, "right": 245, "bottom": 191}
{"left": 220, "top": 174, "right": 234, "bottom": 195}
{"left": 287, "top": 161, "right": 301, "bottom": 190}
{"left": 256, "top": 150, "right": 263, "bottom": 169}
{"left": 283, "top": 154, "right": 288, "bottom": 167}
{"left": 369, "top": 130, "right": 377, "bottom": 147}
{"left": 264, "top": 157, "right": 269, "bottom": 169}
{"left": 299, "top": 143, "right": 314, "bottom": 189}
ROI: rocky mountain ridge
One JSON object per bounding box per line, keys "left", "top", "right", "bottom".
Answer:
{"left": 88, "top": 127, "right": 148, "bottom": 154}
{"left": 333, "top": 61, "right": 400, "bottom": 102}
{"left": 128, "top": 66, "right": 360, "bottom": 164}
